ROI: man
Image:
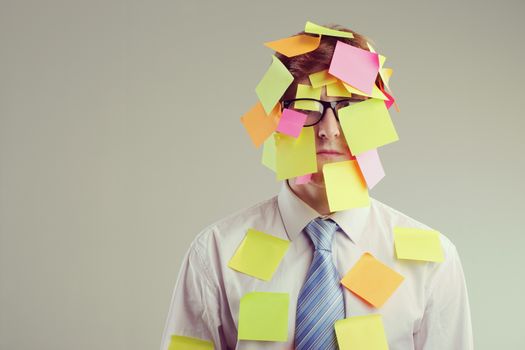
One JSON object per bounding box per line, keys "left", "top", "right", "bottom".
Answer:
{"left": 161, "top": 23, "right": 473, "bottom": 350}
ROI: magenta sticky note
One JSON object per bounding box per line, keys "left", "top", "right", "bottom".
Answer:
{"left": 355, "top": 149, "right": 385, "bottom": 189}
{"left": 328, "top": 41, "right": 380, "bottom": 95}
{"left": 295, "top": 173, "right": 312, "bottom": 185}
{"left": 276, "top": 108, "right": 307, "bottom": 137}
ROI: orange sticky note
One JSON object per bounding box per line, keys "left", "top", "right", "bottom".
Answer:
{"left": 341, "top": 252, "right": 404, "bottom": 308}
{"left": 240, "top": 102, "right": 281, "bottom": 148}
{"left": 264, "top": 34, "right": 321, "bottom": 57}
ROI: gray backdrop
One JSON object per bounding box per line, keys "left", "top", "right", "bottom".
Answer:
{"left": 1, "top": 0, "right": 524, "bottom": 349}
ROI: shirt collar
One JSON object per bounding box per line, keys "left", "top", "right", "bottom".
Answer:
{"left": 277, "top": 180, "right": 371, "bottom": 244}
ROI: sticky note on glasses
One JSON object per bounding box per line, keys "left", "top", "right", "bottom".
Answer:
{"left": 238, "top": 292, "right": 289, "bottom": 341}
{"left": 326, "top": 80, "right": 352, "bottom": 97}
{"left": 256, "top": 55, "right": 294, "bottom": 115}
{"left": 329, "top": 41, "right": 379, "bottom": 95}
{"left": 355, "top": 149, "right": 385, "bottom": 189}
{"left": 275, "top": 126, "right": 317, "bottom": 180}
{"left": 309, "top": 69, "right": 337, "bottom": 88}
{"left": 264, "top": 34, "right": 321, "bottom": 57}
{"left": 304, "top": 21, "right": 354, "bottom": 38}
{"left": 294, "top": 84, "right": 321, "bottom": 111}
{"left": 339, "top": 98, "right": 399, "bottom": 156}
{"left": 335, "top": 314, "right": 389, "bottom": 350}
{"left": 323, "top": 160, "right": 369, "bottom": 212}
{"left": 240, "top": 102, "right": 280, "bottom": 148}
{"left": 341, "top": 252, "right": 404, "bottom": 308}
{"left": 276, "top": 108, "right": 307, "bottom": 137}
{"left": 228, "top": 228, "right": 290, "bottom": 281}
{"left": 168, "top": 335, "right": 213, "bottom": 350}
{"left": 393, "top": 227, "right": 444, "bottom": 262}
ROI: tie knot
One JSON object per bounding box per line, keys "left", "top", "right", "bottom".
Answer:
{"left": 304, "top": 218, "right": 339, "bottom": 251}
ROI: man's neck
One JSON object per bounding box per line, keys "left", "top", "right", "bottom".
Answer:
{"left": 287, "top": 174, "right": 332, "bottom": 216}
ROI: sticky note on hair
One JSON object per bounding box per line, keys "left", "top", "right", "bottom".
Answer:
{"left": 309, "top": 69, "right": 337, "bottom": 88}
{"left": 238, "top": 292, "right": 289, "bottom": 341}
{"left": 323, "top": 160, "right": 369, "bottom": 212}
{"left": 393, "top": 227, "right": 444, "bottom": 262}
{"left": 338, "top": 98, "right": 399, "bottom": 156}
{"left": 335, "top": 314, "right": 389, "bottom": 350}
{"left": 240, "top": 102, "right": 280, "bottom": 148}
{"left": 228, "top": 228, "right": 290, "bottom": 281}
{"left": 294, "top": 84, "right": 321, "bottom": 111}
{"left": 355, "top": 149, "right": 385, "bottom": 189}
{"left": 341, "top": 252, "right": 404, "bottom": 308}
{"left": 342, "top": 81, "right": 388, "bottom": 100}
{"left": 264, "top": 34, "right": 321, "bottom": 57}
{"left": 275, "top": 127, "right": 317, "bottom": 180}
{"left": 276, "top": 108, "right": 307, "bottom": 137}
{"left": 304, "top": 21, "right": 354, "bottom": 38}
{"left": 168, "top": 335, "right": 213, "bottom": 350}
{"left": 256, "top": 55, "right": 294, "bottom": 115}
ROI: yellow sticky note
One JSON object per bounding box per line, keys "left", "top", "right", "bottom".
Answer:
{"left": 393, "top": 227, "right": 444, "bottom": 262}
{"left": 341, "top": 252, "right": 404, "bottom": 308}
{"left": 323, "top": 160, "right": 369, "bottom": 212}
{"left": 342, "top": 81, "right": 388, "bottom": 100}
{"left": 339, "top": 98, "right": 399, "bottom": 156}
{"left": 275, "top": 127, "right": 317, "bottom": 180}
{"left": 294, "top": 84, "right": 322, "bottom": 110}
{"left": 228, "top": 228, "right": 290, "bottom": 281}
{"left": 261, "top": 133, "right": 277, "bottom": 172}
{"left": 380, "top": 67, "right": 393, "bottom": 90}
{"left": 326, "top": 80, "right": 352, "bottom": 97}
{"left": 309, "top": 69, "right": 337, "bottom": 88}
{"left": 335, "top": 314, "right": 389, "bottom": 350}
{"left": 264, "top": 34, "right": 321, "bottom": 57}
{"left": 168, "top": 335, "right": 214, "bottom": 350}
{"left": 238, "top": 292, "right": 289, "bottom": 341}
{"left": 240, "top": 102, "right": 280, "bottom": 148}
{"left": 255, "top": 55, "right": 294, "bottom": 115}
{"left": 305, "top": 21, "right": 354, "bottom": 38}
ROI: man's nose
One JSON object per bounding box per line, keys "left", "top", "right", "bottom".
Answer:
{"left": 317, "top": 108, "right": 341, "bottom": 139}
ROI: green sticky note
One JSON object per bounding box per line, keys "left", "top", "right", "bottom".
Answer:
{"left": 275, "top": 127, "right": 317, "bottom": 180}
{"left": 323, "top": 160, "right": 370, "bottom": 212}
{"left": 304, "top": 21, "right": 354, "bottom": 38}
{"left": 168, "top": 335, "right": 214, "bottom": 350}
{"left": 393, "top": 227, "right": 444, "bottom": 262}
{"left": 238, "top": 292, "right": 289, "bottom": 341}
{"left": 228, "top": 228, "right": 290, "bottom": 281}
{"left": 294, "top": 84, "right": 322, "bottom": 111}
{"left": 335, "top": 314, "right": 388, "bottom": 350}
{"left": 261, "top": 133, "right": 277, "bottom": 172}
{"left": 339, "top": 98, "right": 399, "bottom": 156}
{"left": 255, "top": 55, "right": 294, "bottom": 115}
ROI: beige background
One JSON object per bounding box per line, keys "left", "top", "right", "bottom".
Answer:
{"left": 1, "top": 0, "right": 524, "bottom": 349}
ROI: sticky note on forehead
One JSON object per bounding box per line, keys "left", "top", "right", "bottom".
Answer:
{"left": 275, "top": 127, "right": 317, "bottom": 180}
{"left": 256, "top": 55, "right": 294, "bottom": 115}
{"left": 335, "top": 314, "right": 389, "bottom": 350}
{"left": 295, "top": 84, "right": 321, "bottom": 111}
{"left": 309, "top": 69, "right": 337, "bottom": 88}
{"left": 393, "top": 227, "right": 444, "bottom": 262}
{"left": 329, "top": 41, "right": 380, "bottom": 95}
{"left": 264, "top": 34, "right": 321, "bottom": 57}
{"left": 323, "top": 160, "right": 370, "bottom": 212}
{"left": 326, "top": 80, "right": 352, "bottom": 97}
{"left": 238, "top": 292, "right": 289, "bottom": 341}
{"left": 168, "top": 335, "right": 213, "bottom": 350}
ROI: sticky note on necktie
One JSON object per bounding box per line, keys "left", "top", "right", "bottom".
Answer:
{"left": 393, "top": 227, "right": 444, "bottom": 262}
{"left": 304, "top": 21, "right": 354, "bottom": 38}
{"left": 323, "top": 160, "right": 370, "bottom": 212}
{"left": 328, "top": 41, "right": 380, "bottom": 95}
{"left": 275, "top": 126, "right": 317, "bottom": 180}
{"left": 294, "top": 84, "right": 322, "bottom": 111}
{"left": 240, "top": 102, "right": 280, "bottom": 148}
{"left": 238, "top": 292, "right": 289, "bottom": 341}
{"left": 276, "top": 108, "right": 307, "bottom": 137}
{"left": 168, "top": 335, "right": 213, "bottom": 350}
{"left": 228, "top": 228, "right": 290, "bottom": 281}
{"left": 309, "top": 69, "right": 337, "bottom": 88}
{"left": 338, "top": 98, "right": 399, "bottom": 156}
{"left": 341, "top": 252, "right": 404, "bottom": 308}
{"left": 264, "top": 34, "right": 321, "bottom": 57}
{"left": 355, "top": 149, "right": 385, "bottom": 189}
{"left": 335, "top": 314, "right": 389, "bottom": 350}
{"left": 255, "top": 55, "right": 294, "bottom": 115}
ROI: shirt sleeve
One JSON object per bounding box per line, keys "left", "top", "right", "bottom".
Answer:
{"left": 160, "top": 241, "right": 223, "bottom": 350}
{"left": 413, "top": 244, "right": 474, "bottom": 350}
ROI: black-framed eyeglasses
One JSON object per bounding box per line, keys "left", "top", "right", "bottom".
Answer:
{"left": 280, "top": 98, "right": 366, "bottom": 126}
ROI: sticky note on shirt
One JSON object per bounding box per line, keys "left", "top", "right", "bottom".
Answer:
{"left": 294, "top": 84, "right": 322, "bottom": 111}
{"left": 393, "top": 227, "right": 444, "bottom": 262}
{"left": 238, "top": 292, "right": 289, "bottom": 341}
{"left": 256, "top": 55, "right": 294, "bottom": 115}
{"left": 323, "top": 160, "right": 370, "bottom": 212}
{"left": 341, "top": 252, "right": 404, "bottom": 308}
{"left": 309, "top": 69, "right": 337, "bottom": 88}
{"left": 304, "top": 21, "right": 354, "bottom": 38}
{"left": 335, "top": 314, "right": 389, "bottom": 350}
{"left": 338, "top": 98, "right": 399, "bottom": 156}
{"left": 276, "top": 108, "right": 307, "bottom": 137}
{"left": 240, "top": 102, "right": 280, "bottom": 148}
{"left": 355, "top": 149, "right": 385, "bottom": 189}
{"left": 168, "top": 335, "right": 213, "bottom": 350}
{"left": 264, "top": 34, "right": 321, "bottom": 57}
{"left": 275, "top": 127, "right": 317, "bottom": 180}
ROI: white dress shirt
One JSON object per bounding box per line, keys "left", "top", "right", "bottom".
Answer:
{"left": 160, "top": 181, "right": 473, "bottom": 350}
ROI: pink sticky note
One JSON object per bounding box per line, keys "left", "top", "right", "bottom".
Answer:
{"left": 276, "top": 108, "right": 307, "bottom": 137}
{"left": 382, "top": 89, "right": 395, "bottom": 110}
{"left": 328, "top": 41, "right": 379, "bottom": 95}
{"left": 355, "top": 149, "right": 385, "bottom": 189}
{"left": 295, "top": 173, "right": 312, "bottom": 185}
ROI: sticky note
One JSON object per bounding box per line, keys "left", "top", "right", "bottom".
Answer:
{"left": 256, "top": 55, "right": 294, "bottom": 115}
{"left": 276, "top": 108, "right": 307, "bottom": 137}
{"left": 326, "top": 80, "right": 352, "bottom": 97}
{"left": 275, "top": 127, "right": 317, "bottom": 180}
{"left": 338, "top": 98, "right": 399, "bottom": 156}
{"left": 342, "top": 81, "right": 388, "bottom": 100}
{"left": 381, "top": 88, "right": 395, "bottom": 110}
{"left": 341, "top": 252, "right": 404, "bottom": 308}
{"left": 328, "top": 41, "right": 379, "bottom": 95}
{"left": 261, "top": 133, "right": 277, "bottom": 172}
{"left": 355, "top": 149, "right": 385, "bottom": 189}
{"left": 304, "top": 21, "right": 354, "bottom": 38}
{"left": 238, "top": 292, "right": 289, "bottom": 341}
{"left": 168, "top": 335, "right": 214, "bottom": 350}
{"left": 335, "top": 314, "right": 389, "bottom": 350}
{"left": 264, "top": 34, "right": 321, "bottom": 57}
{"left": 393, "top": 227, "right": 444, "bottom": 262}
{"left": 294, "top": 173, "right": 312, "bottom": 185}
{"left": 294, "top": 84, "right": 322, "bottom": 111}
{"left": 240, "top": 102, "right": 280, "bottom": 148}
{"left": 323, "top": 160, "right": 369, "bottom": 212}
{"left": 228, "top": 228, "right": 290, "bottom": 281}
{"left": 380, "top": 67, "right": 393, "bottom": 90}
{"left": 309, "top": 69, "right": 337, "bottom": 88}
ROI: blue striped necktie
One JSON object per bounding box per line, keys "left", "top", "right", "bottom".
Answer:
{"left": 295, "top": 217, "right": 345, "bottom": 349}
